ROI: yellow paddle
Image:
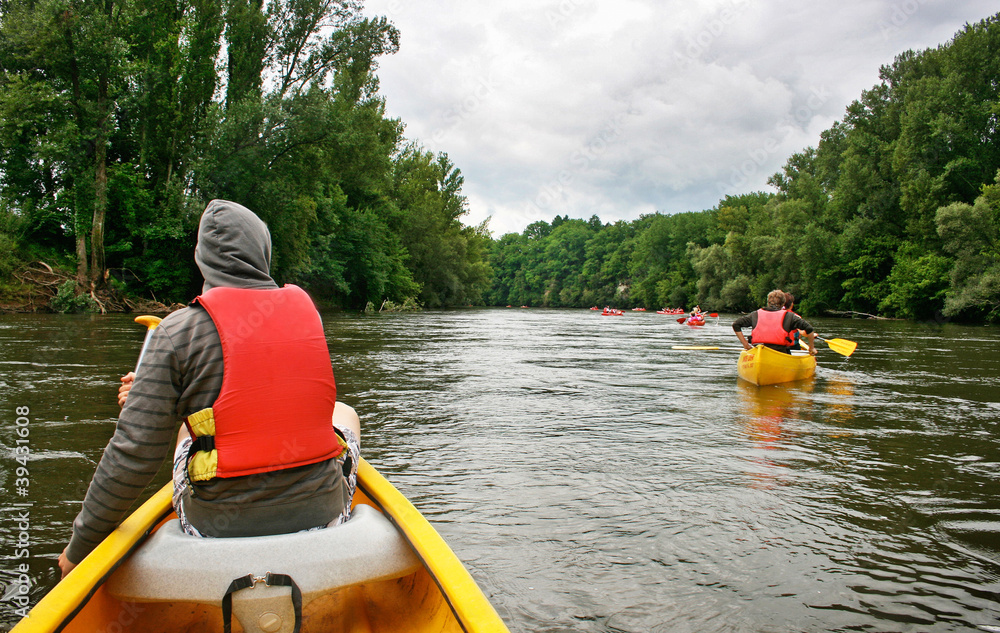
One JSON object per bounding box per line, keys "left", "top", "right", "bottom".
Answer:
{"left": 816, "top": 335, "right": 857, "bottom": 357}
{"left": 798, "top": 334, "right": 857, "bottom": 357}
{"left": 133, "top": 315, "right": 163, "bottom": 371}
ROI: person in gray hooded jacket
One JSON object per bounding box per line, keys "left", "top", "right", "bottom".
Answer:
{"left": 58, "top": 200, "right": 360, "bottom": 577}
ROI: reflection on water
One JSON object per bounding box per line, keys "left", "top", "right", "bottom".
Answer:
{"left": 1, "top": 309, "right": 999, "bottom": 632}
{"left": 736, "top": 380, "right": 813, "bottom": 490}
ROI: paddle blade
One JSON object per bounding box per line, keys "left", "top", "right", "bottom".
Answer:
{"left": 708, "top": 313, "right": 718, "bottom": 317}
{"left": 824, "top": 337, "right": 857, "bottom": 357}
{"left": 676, "top": 317, "right": 686, "bottom": 323}
{"left": 134, "top": 315, "right": 162, "bottom": 331}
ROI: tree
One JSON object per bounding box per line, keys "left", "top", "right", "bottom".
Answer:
{"left": 391, "top": 147, "right": 491, "bottom": 307}
{"left": 936, "top": 174, "right": 1000, "bottom": 321}
{"left": 0, "top": 0, "right": 132, "bottom": 290}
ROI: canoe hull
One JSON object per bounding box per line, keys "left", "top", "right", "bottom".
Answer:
{"left": 13, "top": 459, "right": 508, "bottom": 633}
{"left": 737, "top": 345, "right": 816, "bottom": 386}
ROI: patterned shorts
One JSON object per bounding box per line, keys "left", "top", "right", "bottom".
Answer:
{"left": 172, "top": 425, "right": 361, "bottom": 537}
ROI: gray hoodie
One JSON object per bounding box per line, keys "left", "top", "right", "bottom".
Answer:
{"left": 67, "top": 200, "right": 346, "bottom": 562}
{"left": 195, "top": 199, "right": 277, "bottom": 292}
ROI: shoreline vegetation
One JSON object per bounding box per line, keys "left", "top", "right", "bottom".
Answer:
{"left": 1, "top": 8, "right": 998, "bottom": 323}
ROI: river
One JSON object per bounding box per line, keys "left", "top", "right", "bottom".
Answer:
{"left": 1, "top": 308, "right": 999, "bottom": 632}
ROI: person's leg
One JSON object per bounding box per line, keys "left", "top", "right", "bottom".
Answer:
{"left": 333, "top": 401, "right": 360, "bottom": 446}
{"left": 329, "top": 402, "right": 361, "bottom": 527}
{"left": 171, "top": 424, "right": 204, "bottom": 536}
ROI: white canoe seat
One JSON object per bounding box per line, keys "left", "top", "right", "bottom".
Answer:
{"left": 107, "top": 504, "right": 422, "bottom": 604}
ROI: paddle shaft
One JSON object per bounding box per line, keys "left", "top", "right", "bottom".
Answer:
{"left": 133, "top": 315, "right": 163, "bottom": 372}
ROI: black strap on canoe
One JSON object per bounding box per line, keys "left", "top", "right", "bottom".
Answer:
{"left": 222, "top": 572, "right": 302, "bottom": 633}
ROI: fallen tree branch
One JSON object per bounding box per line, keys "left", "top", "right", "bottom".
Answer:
{"left": 824, "top": 309, "right": 891, "bottom": 320}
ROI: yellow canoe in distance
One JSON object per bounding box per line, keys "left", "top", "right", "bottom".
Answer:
{"left": 13, "top": 458, "right": 509, "bottom": 633}
{"left": 737, "top": 344, "right": 816, "bottom": 386}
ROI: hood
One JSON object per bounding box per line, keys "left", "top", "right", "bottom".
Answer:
{"left": 195, "top": 200, "right": 278, "bottom": 292}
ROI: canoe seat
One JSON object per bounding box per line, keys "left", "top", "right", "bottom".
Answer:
{"left": 107, "top": 504, "right": 421, "bottom": 633}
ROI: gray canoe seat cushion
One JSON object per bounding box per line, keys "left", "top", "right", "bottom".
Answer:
{"left": 107, "top": 504, "right": 422, "bottom": 603}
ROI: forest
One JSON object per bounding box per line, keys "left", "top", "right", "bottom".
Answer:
{"left": 487, "top": 15, "right": 1000, "bottom": 323}
{"left": 1, "top": 4, "right": 998, "bottom": 322}
{"left": 0, "top": 0, "right": 491, "bottom": 311}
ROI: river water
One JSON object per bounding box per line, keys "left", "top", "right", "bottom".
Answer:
{"left": 1, "top": 308, "right": 999, "bottom": 632}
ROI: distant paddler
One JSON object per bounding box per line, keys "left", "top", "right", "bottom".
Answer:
{"left": 732, "top": 289, "right": 817, "bottom": 355}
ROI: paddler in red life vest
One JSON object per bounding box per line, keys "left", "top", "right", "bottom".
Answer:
{"left": 731, "top": 289, "right": 817, "bottom": 355}
{"left": 783, "top": 292, "right": 804, "bottom": 349}
{"left": 58, "top": 200, "right": 361, "bottom": 579}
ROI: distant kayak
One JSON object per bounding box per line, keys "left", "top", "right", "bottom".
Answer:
{"left": 602, "top": 309, "right": 624, "bottom": 316}
{"left": 682, "top": 318, "right": 705, "bottom": 326}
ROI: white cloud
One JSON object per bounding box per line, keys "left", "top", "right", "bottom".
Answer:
{"left": 364, "top": 0, "right": 998, "bottom": 237}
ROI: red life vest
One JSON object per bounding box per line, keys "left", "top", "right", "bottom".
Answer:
{"left": 752, "top": 308, "right": 792, "bottom": 346}
{"left": 191, "top": 285, "right": 341, "bottom": 479}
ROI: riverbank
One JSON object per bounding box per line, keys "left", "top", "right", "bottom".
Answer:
{"left": 1, "top": 261, "right": 181, "bottom": 315}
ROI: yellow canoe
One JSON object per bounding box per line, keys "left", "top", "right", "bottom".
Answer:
{"left": 13, "top": 458, "right": 509, "bottom": 633}
{"left": 737, "top": 344, "right": 816, "bottom": 386}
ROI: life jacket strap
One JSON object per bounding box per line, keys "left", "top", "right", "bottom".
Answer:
{"left": 222, "top": 572, "right": 302, "bottom": 633}
{"left": 188, "top": 434, "right": 215, "bottom": 457}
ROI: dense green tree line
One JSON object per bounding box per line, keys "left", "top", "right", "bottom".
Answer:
{"left": 487, "top": 16, "right": 1000, "bottom": 323}
{"left": 0, "top": 0, "right": 490, "bottom": 309}
{"left": 3, "top": 6, "right": 998, "bottom": 322}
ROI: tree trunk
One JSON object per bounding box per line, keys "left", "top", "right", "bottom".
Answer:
{"left": 90, "top": 76, "right": 109, "bottom": 289}
{"left": 76, "top": 232, "right": 88, "bottom": 289}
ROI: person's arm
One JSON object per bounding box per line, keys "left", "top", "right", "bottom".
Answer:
{"left": 789, "top": 314, "right": 818, "bottom": 356}
{"left": 735, "top": 331, "right": 752, "bottom": 350}
{"left": 732, "top": 314, "right": 753, "bottom": 349}
{"left": 60, "top": 327, "right": 182, "bottom": 576}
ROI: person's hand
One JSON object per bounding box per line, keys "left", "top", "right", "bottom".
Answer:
{"left": 808, "top": 346, "right": 817, "bottom": 356}
{"left": 57, "top": 548, "right": 76, "bottom": 579}
{"left": 118, "top": 372, "right": 136, "bottom": 408}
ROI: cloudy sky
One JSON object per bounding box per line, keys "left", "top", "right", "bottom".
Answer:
{"left": 361, "top": 1, "right": 998, "bottom": 237}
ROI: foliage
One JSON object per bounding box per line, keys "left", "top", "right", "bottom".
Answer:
{"left": 51, "top": 280, "right": 96, "bottom": 313}
{"left": 485, "top": 16, "right": 1000, "bottom": 322}
{"left": 2, "top": 7, "right": 1000, "bottom": 322}
{"left": 935, "top": 175, "right": 1000, "bottom": 321}
{"left": 0, "top": 0, "right": 488, "bottom": 311}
